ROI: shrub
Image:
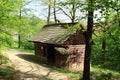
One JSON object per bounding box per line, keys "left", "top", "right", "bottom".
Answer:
{"left": 22, "top": 41, "right": 34, "bottom": 50}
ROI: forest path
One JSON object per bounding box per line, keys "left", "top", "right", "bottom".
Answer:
{"left": 6, "top": 49, "right": 68, "bottom": 80}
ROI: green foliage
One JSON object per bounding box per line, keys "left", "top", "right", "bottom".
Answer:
{"left": 91, "top": 22, "right": 120, "bottom": 71}
{"left": 22, "top": 41, "right": 34, "bottom": 50}
{"left": 0, "top": 65, "right": 16, "bottom": 80}
{"left": 14, "top": 47, "right": 34, "bottom": 54}
{"left": 0, "top": 0, "right": 21, "bottom": 25}
{"left": 19, "top": 17, "right": 46, "bottom": 50}
{"left": 91, "top": 0, "right": 120, "bottom": 72}
{"left": 52, "top": 67, "right": 81, "bottom": 79}
{"left": 0, "top": 32, "right": 14, "bottom": 48}
{"left": 52, "top": 66, "right": 120, "bottom": 80}
{"left": 0, "top": 66, "right": 14, "bottom": 76}
{"left": 65, "top": 22, "right": 86, "bottom": 34}
{"left": 0, "top": 0, "right": 22, "bottom": 49}
{"left": 0, "top": 0, "right": 46, "bottom": 51}
{"left": 0, "top": 52, "right": 8, "bottom": 65}
{"left": 58, "top": 0, "right": 85, "bottom": 22}
{"left": 41, "top": 0, "right": 54, "bottom": 6}
{"left": 0, "top": 50, "right": 16, "bottom": 79}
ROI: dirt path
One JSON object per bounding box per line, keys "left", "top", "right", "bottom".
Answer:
{"left": 6, "top": 49, "right": 68, "bottom": 80}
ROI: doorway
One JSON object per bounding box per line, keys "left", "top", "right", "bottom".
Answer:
{"left": 47, "top": 44, "right": 55, "bottom": 63}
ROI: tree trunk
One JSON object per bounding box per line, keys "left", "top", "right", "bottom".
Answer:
{"left": 18, "top": 8, "right": 22, "bottom": 48}
{"left": 117, "top": 11, "right": 120, "bottom": 26}
{"left": 82, "top": 0, "right": 94, "bottom": 80}
{"left": 72, "top": 0, "right": 75, "bottom": 23}
{"left": 54, "top": 0, "right": 57, "bottom": 23}
{"left": 102, "top": 39, "right": 106, "bottom": 53}
{"left": 18, "top": 35, "right": 21, "bottom": 48}
{"left": 101, "top": 38, "right": 106, "bottom": 63}
{"left": 47, "top": 0, "right": 51, "bottom": 24}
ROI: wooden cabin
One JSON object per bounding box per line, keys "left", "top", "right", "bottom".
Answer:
{"left": 29, "top": 23, "right": 86, "bottom": 72}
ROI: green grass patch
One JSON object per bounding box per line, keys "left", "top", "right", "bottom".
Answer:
{"left": 13, "top": 48, "right": 120, "bottom": 80}
{"left": 14, "top": 47, "right": 34, "bottom": 54}
{"left": 0, "top": 50, "right": 16, "bottom": 79}
{"left": 0, "top": 65, "right": 17, "bottom": 80}
{"left": 0, "top": 66, "right": 15, "bottom": 75}
{"left": 52, "top": 67, "right": 82, "bottom": 79}
{"left": 0, "top": 53, "right": 8, "bottom": 64}
{"left": 91, "top": 66, "right": 120, "bottom": 77}
{"left": 52, "top": 66, "right": 120, "bottom": 80}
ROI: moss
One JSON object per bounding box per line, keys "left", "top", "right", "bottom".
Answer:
{"left": 55, "top": 48, "right": 72, "bottom": 55}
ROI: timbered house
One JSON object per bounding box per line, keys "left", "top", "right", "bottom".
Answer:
{"left": 29, "top": 23, "right": 86, "bottom": 72}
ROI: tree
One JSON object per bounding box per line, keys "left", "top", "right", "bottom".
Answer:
{"left": 16, "top": 0, "right": 32, "bottom": 48}
{"left": 0, "top": 0, "right": 21, "bottom": 49}
{"left": 82, "top": 0, "right": 94, "bottom": 80}
{"left": 91, "top": 0, "right": 120, "bottom": 72}
{"left": 58, "top": 0, "right": 81, "bottom": 23}
{"left": 18, "top": 6, "right": 22, "bottom": 48}
{"left": 41, "top": 0, "right": 54, "bottom": 24}
{"left": 110, "top": 0, "right": 120, "bottom": 26}
{"left": 47, "top": 0, "right": 51, "bottom": 24}
{"left": 92, "top": 0, "right": 120, "bottom": 64}
{"left": 53, "top": 0, "right": 57, "bottom": 23}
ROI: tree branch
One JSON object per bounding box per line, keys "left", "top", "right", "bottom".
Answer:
{"left": 57, "top": 7, "right": 72, "bottom": 20}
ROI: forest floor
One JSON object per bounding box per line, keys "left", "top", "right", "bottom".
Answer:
{"left": 6, "top": 49, "right": 70, "bottom": 80}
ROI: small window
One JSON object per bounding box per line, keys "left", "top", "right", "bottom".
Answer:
{"left": 41, "top": 46, "right": 43, "bottom": 50}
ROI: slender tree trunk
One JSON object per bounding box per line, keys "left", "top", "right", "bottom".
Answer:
{"left": 18, "top": 35, "right": 21, "bottom": 48}
{"left": 116, "top": 0, "right": 120, "bottom": 26}
{"left": 117, "top": 11, "right": 120, "bottom": 26}
{"left": 82, "top": 0, "right": 94, "bottom": 80}
{"left": 18, "top": 8, "right": 22, "bottom": 48}
{"left": 72, "top": 0, "right": 75, "bottom": 23}
{"left": 101, "top": 38, "right": 106, "bottom": 63}
{"left": 54, "top": 0, "right": 57, "bottom": 23}
{"left": 102, "top": 39, "right": 106, "bottom": 53}
{"left": 47, "top": 0, "right": 51, "bottom": 24}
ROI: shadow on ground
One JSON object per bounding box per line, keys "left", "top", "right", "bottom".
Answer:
{"left": 15, "top": 54, "right": 55, "bottom": 80}
{"left": 16, "top": 54, "right": 48, "bottom": 66}
{"left": 15, "top": 71, "right": 53, "bottom": 80}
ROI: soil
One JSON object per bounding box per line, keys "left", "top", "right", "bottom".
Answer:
{"left": 6, "top": 49, "right": 69, "bottom": 80}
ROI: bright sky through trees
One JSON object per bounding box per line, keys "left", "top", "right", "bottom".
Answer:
{"left": 24, "top": 0, "right": 103, "bottom": 23}
{"left": 24, "top": 0, "right": 71, "bottom": 22}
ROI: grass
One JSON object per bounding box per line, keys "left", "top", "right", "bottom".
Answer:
{"left": 0, "top": 51, "right": 16, "bottom": 79}
{"left": 14, "top": 47, "right": 34, "bottom": 54}
{"left": 13, "top": 48, "right": 120, "bottom": 80}
{"left": 52, "top": 66, "right": 120, "bottom": 80}
{"left": 0, "top": 52, "right": 8, "bottom": 65}
{"left": 52, "top": 67, "right": 82, "bottom": 79}
{"left": 0, "top": 65, "right": 16, "bottom": 80}
{"left": 0, "top": 66, "right": 15, "bottom": 75}
{"left": 91, "top": 66, "right": 120, "bottom": 77}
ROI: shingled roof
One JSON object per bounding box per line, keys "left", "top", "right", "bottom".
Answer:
{"left": 29, "top": 23, "right": 78, "bottom": 44}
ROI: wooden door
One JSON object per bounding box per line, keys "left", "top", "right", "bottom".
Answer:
{"left": 47, "top": 44, "right": 55, "bottom": 63}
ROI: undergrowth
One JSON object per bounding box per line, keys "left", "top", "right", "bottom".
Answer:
{"left": 12, "top": 48, "right": 120, "bottom": 80}
{"left": 0, "top": 51, "right": 16, "bottom": 80}
{"left": 52, "top": 66, "right": 120, "bottom": 80}
{"left": 14, "top": 47, "right": 34, "bottom": 54}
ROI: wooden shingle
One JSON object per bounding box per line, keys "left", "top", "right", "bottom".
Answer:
{"left": 30, "top": 24, "right": 76, "bottom": 44}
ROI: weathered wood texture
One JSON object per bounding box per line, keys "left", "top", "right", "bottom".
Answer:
{"left": 34, "top": 33, "right": 85, "bottom": 72}
{"left": 55, "top": 45, "right": 85, "bottom": 72}
{"left": 31, "top": 23, "right": 85, "bottom": 72}
{"left": 64, "top": 30, "right": 85, "bottom": 45}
